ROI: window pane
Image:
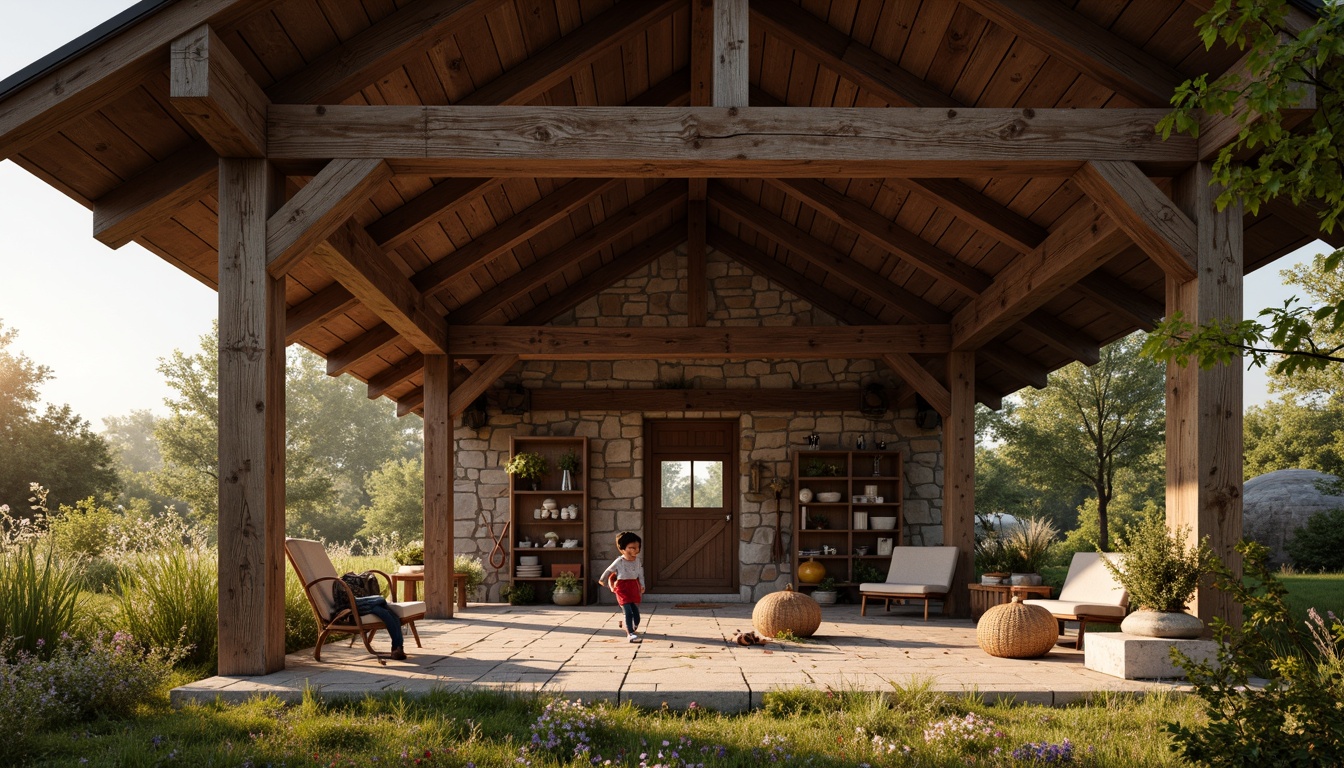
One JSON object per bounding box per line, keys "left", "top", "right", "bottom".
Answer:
{"left": 661, "top": 461, "right": 692, "bottom": 507}
{"left": 692, "top": 461, "right": 724, "bottom": 508}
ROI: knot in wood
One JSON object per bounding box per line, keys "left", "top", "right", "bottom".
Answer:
{"left": 255, "top": 400, "right": 265, "bottom": 413}
{"left": 529, "top": 125, "right": 554, "bottom": 143}
{"left": 1022, "top": 108, "right": 1036, "bottom": 119}
{"left": 999, "top": 119, "right": 1028, "bottom": 140}
{"left": 315, "top": 105, "right": 327, "bottom": 115}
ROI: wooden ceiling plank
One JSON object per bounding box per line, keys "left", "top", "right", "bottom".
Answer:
{"left": 169, "top": 25, "right": 269, "bottom": 158}
{"left": 93, "top": 144, "right": 218, "bottom": 248}
{"left": 267, "top": 159, "right": 392, "bottom": 274}
{"left": 769, "top": 177, "right": 990, "bottom": 296}
{"left": 447, "top": 354, "right": 519, "bottom": 415}
{"left": 446, "top": 324, "right": 951, "bottom": 359}
{"left": 530, "top": 389, "right": 867, "bottom": 411}
{"left": 512, "top": 225, "right": 686, "bottom": 325}
{"left": 459, "top": 0, "right": 683, "bottom": 107}
{"left": 412, "top": 177, "right": 624, "bottom": 297}
{"left": 908, "top": 178, "right": 1048, "bottom": 254}
{"left": 311, "top": 219, "right": 449, "bottom": 354}
{"left": 958, "top": 0, "right": 1182, "bottom": 106}
{"left": 979, "top": 347, "right": 1047, "bottom": 389}
{"left": 880, "top": 352, "right": 950, "bottom": 417}
{"left": 1260, "top": 197, "right": 1344, "bottom": 249}
{"left": 367, "top": 352, "right": 425, "bottom": 399}
{"left": 285, "top": 282, "right": 357, "bottom": 342}
{"left": 1074, "top": 160, "right": 1196, "bottom": 280}
{"left": 1019, "top": 310, "right": 1101, "bottom": 366}
{"left": 750, "top": 0, "right": 958, "bottom": 109}
{"left": 326, "top": 322, "right": 401, "bottom": 376}
{"left": 269, "top": 106, "right": 1196, "bottom": 176}
{"left": 690, "top": 0, "right": 713, "bottom": 106}
{"left": 452, "top": 182, "right": 685, "bottom": 323}
{"left": 1073, "top": 272, "right": 1164, "bottom": 331}
{"left": 952, "top": 198, "right": 1131, "bottom": 350}
{"left": 366, "top": 177, "right": 496, "bottom": 249}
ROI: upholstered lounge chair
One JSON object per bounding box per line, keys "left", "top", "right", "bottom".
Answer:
{"left": 859, "top": 545, "right": 959, "bottom": 621}
{"left": 1023, "top": 551, "right": 1128, "bottom": 650}
{"left": 285, "top": 537, "right": 425, "bottom": 661}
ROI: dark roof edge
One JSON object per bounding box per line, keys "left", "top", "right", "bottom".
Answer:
{"left": 0, "top": 0, "right": 173, "bottom": 101}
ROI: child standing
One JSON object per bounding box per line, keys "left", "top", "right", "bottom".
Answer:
{"left": 599, "top": 531, "right": 645, "bottom": 643}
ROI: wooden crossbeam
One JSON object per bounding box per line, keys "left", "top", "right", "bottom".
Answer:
{"left": 446, "top": 355, "right": 519, "bottom": 416}
{"left": 285, "top": 283, "right": 358, "bottom": 343}
{"left": 530, "top": 388, "right": 867, "bottom": 412}
{"left": 365, "top": 178, "right": 495, "bottom": 250}
{"left": 396, "top": 389, "right": 425, "bottom": 418}
{"left": 445, "top": 325, "right": 950, "bottom": 359}
{"left": 367, "top": 353, "right": 424, "bottom": 400}
{"left": 1074, "top": 161, "right": 1196, "bottom": 280}
{"left": 310, "top": 220, "right": 449, "bottom": 354}
{"left": 412, "top": 178, "right": 623, "bottom": 297}
{"left": 980, "top": 348, "right": 1048, "bottom": 390}
{"left": 959, "top": 0, "right": 1182, "bottom": 106}
{"left": 952, "top": 198, "right": 1131, "bottom": 350}
{"left": 511, "top": 226, "right": 686, "bottom": 325}
{"left": 93, "top": 145, "right": 219, "bottom": 248}
{"left": 881, "top": 353, "right": 951, "bottom": 417}
{"left": 908, "top": 178, "right": 1048, "bottom": 255}
{"left": 1073, "top": 273, "right": 1164, "bottom": 331}
{"left": 451, "top": 183, "right": 685, "bottom": 323}
{"left": 267, "top": 106, "right": 1196, "bottom": 176}
{"left": 267, "top": 159, "right": 392, "bottom": 275}
{"left": 327, "top": 323, "right": 400, "bottom": 377}
{"left": 169, "top": 25, "right": 269, "bottom": 158}
{"left": 1018, "top": 312, "right": 1100, "bottom": 367}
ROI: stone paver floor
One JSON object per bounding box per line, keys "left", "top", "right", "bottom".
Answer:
{"left": 174, "top": 603, "right": 1187, "bottom": 711}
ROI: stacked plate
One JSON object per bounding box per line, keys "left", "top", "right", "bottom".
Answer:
{"left": 517, "top": 554, "right": 542, "bottom": 577}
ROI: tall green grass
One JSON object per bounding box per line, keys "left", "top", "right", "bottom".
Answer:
{"left": 1280, "top": 572, "right": 1344, "bottom": 625}
{"left": 114, "top": 542, "right": 218, "bottom": 667}
{"left": 0, "top": 539, "right": 84, "bottom": 657}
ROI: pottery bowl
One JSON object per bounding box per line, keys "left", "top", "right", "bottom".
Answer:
{"left": 870, "top": 516, "right": 897, "bottom": 529}
{"left": 816, "top": 492, "right": 843, "bottom": 503}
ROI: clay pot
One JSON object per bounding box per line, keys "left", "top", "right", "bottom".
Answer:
{"left": 797, "top": 558, "right": 826, "bottom": 584}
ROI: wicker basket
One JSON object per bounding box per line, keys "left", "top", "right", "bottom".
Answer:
{"left": 976, "top": 596, "right": 1056, "bottom": 658}
{"left": 752, "top": 584, "right": 822, "bottom": 639}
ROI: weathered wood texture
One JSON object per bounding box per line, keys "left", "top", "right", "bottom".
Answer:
{"left": 1168, "top": 162, "right": 1244, "bottom": 628}
{"left": 1074, "top": 161, "right": 1196, "bottom": 280}
{"left": 216, "top": 158, "right": 285, "bottom": 676}
{"left": 169, "top": 25, "right": 269, "bottom": 158}
{"left": 881, "top": 353, "right": 950, "bottom": 417}
{"left": 423, "top": 355, "right": 454, "bottom": 619}
{"left": 943, "top": 351, "right": 975, "bottom": 618}
{"left": 529, "top": 389, "right": 867, "bottom": 412}
{"left": 714, "top": 0, "right": 748, "bottom": 107}
{"left": 267, "top": 159, "right": 391, "bottom": 275}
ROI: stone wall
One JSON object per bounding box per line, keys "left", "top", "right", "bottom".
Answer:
{"left": 453, "top": 247, "right": 945, "bottom": 602}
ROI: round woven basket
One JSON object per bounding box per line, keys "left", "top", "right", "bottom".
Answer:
{"left": 976, "top": 596, "right": 1056, "bottom": 658}
{"left": 752, "top": 584, "right": 822, "bottom": 639}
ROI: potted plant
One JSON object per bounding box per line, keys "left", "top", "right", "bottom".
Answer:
{"left": 502, "top": 582, "right": 535, "bottom": 605}
{"left": 505, "top": 451, "right": 549, "bottom": 490}
{"left": 557, "top": 449, "right": 581, "bottom": 491}
{"left": 1005, "top": 516, "right": 1058, "bottom": 586}
{"left": 811, "top": 576, "right": 838, "bottom": 605}
{"left": 1103, "top": 515, "right": 1213, "bottom": 639}
{"left": 394, "top": 540, "right": 424, "bottom": 573}
{"left": 552, "top": 571, "right": 583, "bottom": 606}
{"left": 974, "top": 516, "right": 1012, "bottom": 583}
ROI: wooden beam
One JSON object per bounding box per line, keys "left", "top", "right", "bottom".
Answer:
{"left": 1198, "top": 36, "right": 1317, "bottom": 162}
{"left": 714, "top": 0, "right": 749, "bottom": 107}
{"left": 93, "top": 144, "right": 219, "bottom": 248}
{"left": 285, "top": 283, "right": 358, "bottom": 343}
{"left": 397, "top": 389, "right": 426, "bottom": 418}
{"left": 1260, "top": 197, "right": 1344, "bottom": 249}
{"left": 366, "top": 178, "right": 495, "bottom": 250}
{"left": 368, "top": 353, "right": 424, "bottom": 400}
{"left": 769, "top": 178, "right": 990, "bottom": 296}
{"left": 980, "top": 348, "right": 1048, "bottom": 390}
{"left": 412, "top": 178, "right": 623, "bottom": 297}
{"left": 267, "top": 159, "right": 391, "bottom": 275}
{"left": 445, "top": 325, "right": 950, "bottom": 359}
{"left": 423, "top": 354, "right": 453, "bottom": 618}
{"left": 952, "top": 199, "right": 1130, "bottom": 350}
{"left": 1074, "top": 161, "right": 1197, "bottom": 280}
{"left": 216, "top": 157, "right": 286, "bottom": 676}
{"left": 326, "top": 323, "right": 401, "bottom": 377}
{"left": 447, "top": 355, "right": 519, "bottom": 416}
{"left": 908, "top": 178, "right": 1048, "bottom": 255}
{"left": 688, "top": 200, "right": 707, "bottom": 326}
{"left": 310, "top": 220, "right": 449, "bottom": 354}
{"left": 975, "top": 386, "right": 1003, "bottom": 412}
{"left": 267, "top": 106, "right": 1197, "bottom": 177}
{"left": 451, "top": 183, "right": 685, "bottom": 323}
{"left": 1073, "top": 273, "right": 1164, "bottom": 331}
{"left": 959, "top": 0, "right": 1182, "bottom": 106}
{"left": 1018, "top": 311, "right": 1100, "bottom": 367}
{"left": 169, "top": 25, "right": 269, "bottom": 158}
{"left": 708, "top": 185, "right": 949, "bottom": 323}
{"left": 511, "top": 226, "right": 686, "bottom": 325}
{"left": 459, "top": 0, "right": 682, "bottom": 107}
{"left": 944, "top": 351, "right": 975, "bottom": 618}
{"left": 881, "top": 353, "right": 950, "bottom": 417}
{"left": 530, "top": 388, "right": 869, "bottom": 411}
{"left": 750, "top": 0, "right": 958, "bottom": 109}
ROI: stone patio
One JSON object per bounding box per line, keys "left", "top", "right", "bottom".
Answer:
{"left": 173, "top": 603, "right": 1190, "bottom": 712}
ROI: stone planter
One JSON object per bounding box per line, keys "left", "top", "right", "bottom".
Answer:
{"left": 812, "top": 590, "right": 838, "bottom": 605}
{"left": 1120, "top": 609, "right": 1204, "bottom": 639}
{"left": 552, "top": 589, "right": 583, "bottom": 606}
{"left": 1009, "top": 572, "right": 1042, "bottom": 586}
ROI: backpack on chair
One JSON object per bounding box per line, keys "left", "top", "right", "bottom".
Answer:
{"left": 331, "top": 571, "right": 380, "bottom": 616}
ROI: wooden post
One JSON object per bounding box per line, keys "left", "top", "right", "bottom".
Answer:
{"left": 713, "top": 0, "right": 748, "bottom": 108}
{"left": 943, "top": 351, "right": 975, "bottom": 617}
{"left": 423, "top": 354, "right": 455, "bottom": 618}
{"left": 1170, "top": 162, "right": 1244, "bottom": 627}
{"left": 217, "top": 158, "right": 286, "bottom": 675}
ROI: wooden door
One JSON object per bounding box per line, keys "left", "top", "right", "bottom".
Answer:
{"left": 644, "top": 420, "right": 738, "bottom": 593}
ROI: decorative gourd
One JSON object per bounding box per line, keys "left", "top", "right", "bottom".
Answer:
{"left": 797, "top": 558, "right": 826, "bottom": 584}
{"left": 752, "top": 584, "right": 822, "bottom": 639}
{"left": 975, "top": 596, "right": 1056, "bottom": 658}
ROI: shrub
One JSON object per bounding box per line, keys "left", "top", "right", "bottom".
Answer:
{"left": 48, "top": 497, "right": 119, "bottom": 559}
{"left": 1286, "top": 508, "right": 1344, "bottom": 572}
{"left": 81, "top": 555, "right": 123, "bottom": 594}
{"left": 393, "top": 540, "right": 424, "bottom": 566}
{"left": 502, "top": 582, "right": 534, "bottom": 605}
{"left": 0, "top": 538, "right": 84, "bottom": 658}
{"left": 455, "top": 553, "right": 485, "bottom": 600}
{"left": 1104, "top": 515, "right": 1212, "bottom": 612}
{"left": 113, "top": 540, "right": 218, "bottom": 668}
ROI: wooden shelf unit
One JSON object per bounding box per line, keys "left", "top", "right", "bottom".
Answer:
{"left": 793, "top": 450, "right": 903, "bottom": 590}
{"left": 509, "top": 436, "right": 591, "bottom": 605}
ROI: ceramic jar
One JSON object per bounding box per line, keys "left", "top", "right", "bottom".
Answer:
{"left": 799, "top": 488, "right": 814, "bottom": 503}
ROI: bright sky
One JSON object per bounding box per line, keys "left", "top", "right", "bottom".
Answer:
{"left": 0, "top": 1, "right": 1333, "bottom": 428}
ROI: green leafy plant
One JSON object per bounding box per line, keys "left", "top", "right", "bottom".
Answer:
{"left": 0, "top": 538, "right": 85, "bottom": 659}
{"left": 1168, "top": 540, "right": 1344, "bottom": 766}
{"left": 553, "top": 571, "right": 581, "bottom": 592}
{"left": 502, "top": 582, "right": 535, "bottom": 605}
{"left": 1286, "top": 508, "right": 1344, "bottom": 572}
{"left": 974, "top": 514, "right": 1013, "bottom": 575}
{"left": 773, "top": 628, "right": 810, "bottom": 643}
{"left": 114, "top": 538, "right": 219, "bottom": 668}
{"left": 557, "top": 449, "right": 581, "bottom": 473}
{"left": 1103, "top": 515, "right": 1212, "bottom": 613}
{"left": 1005, "top": 516, "right": 1059, "bottom": 574}
{"left": 393, "top": 540, "right": 424, "bottom": 566}
{"left": 504, "top": 452, "right": 549, "bottom": 482}
{"left": 802, "top": 460, "right": 843, "bottom": 477}
{"left": 454, "top": 553, "right": 486, "bottom": 601}
{"left": 853, "top": 561, "right": 885, "bottom": 584}
{"left": 814, "top": 576, "right": 837, "bottom": 593}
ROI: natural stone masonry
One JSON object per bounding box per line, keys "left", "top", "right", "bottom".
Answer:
{"left": 451, "top": 248, "right": 945, "bottom": 602}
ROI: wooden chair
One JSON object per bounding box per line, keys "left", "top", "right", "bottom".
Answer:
{"left": 1023, "top": 552, "right": 1128, "bottom": 650}
{"left": 285, "top": 537, "right": 425, "bottom": 661}
{"left": 859, "top": 546, "right": 959, "bottom": 621}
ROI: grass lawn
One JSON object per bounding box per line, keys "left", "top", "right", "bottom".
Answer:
{"left": 1280, "top": 573, "right": 1344, "bottom": 624}
{"left": 15, "top": 685, "right": 1204, "bottom": 767}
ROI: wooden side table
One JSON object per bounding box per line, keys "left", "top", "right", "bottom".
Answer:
{"left": 968, "top": 583, "right": 1053, "bottom": 620}
{"left": 390, "top": 572, "right": 468, "bottom": 610}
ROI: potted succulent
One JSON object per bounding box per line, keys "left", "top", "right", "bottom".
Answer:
{"left": 1103, "top": 515, "right": 1213, "bottom": 639}
{"left": 505, "top": 451, "right": 549, "bottom": 490}
{"left": 393, "top": 540, "right": 424, "bottom": 573}
{"left": 557, "top": 449, "right": 581, "bottom": 491}
{"left": 811, "top": 576, "right": 838, "bottom": 606}
{"left": 1005, "top": 516, "right": 1058, "bottom": 586}
{"left": 552, "top": 571, "right": 583, "bottom": 606}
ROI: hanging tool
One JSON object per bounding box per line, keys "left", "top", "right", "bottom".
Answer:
{"left": 482, "top": 510, "right": 510, "bottom": 570}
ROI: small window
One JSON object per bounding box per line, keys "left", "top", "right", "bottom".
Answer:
{"left": 660, "top": 460, "right": 724, "bottom": 508}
